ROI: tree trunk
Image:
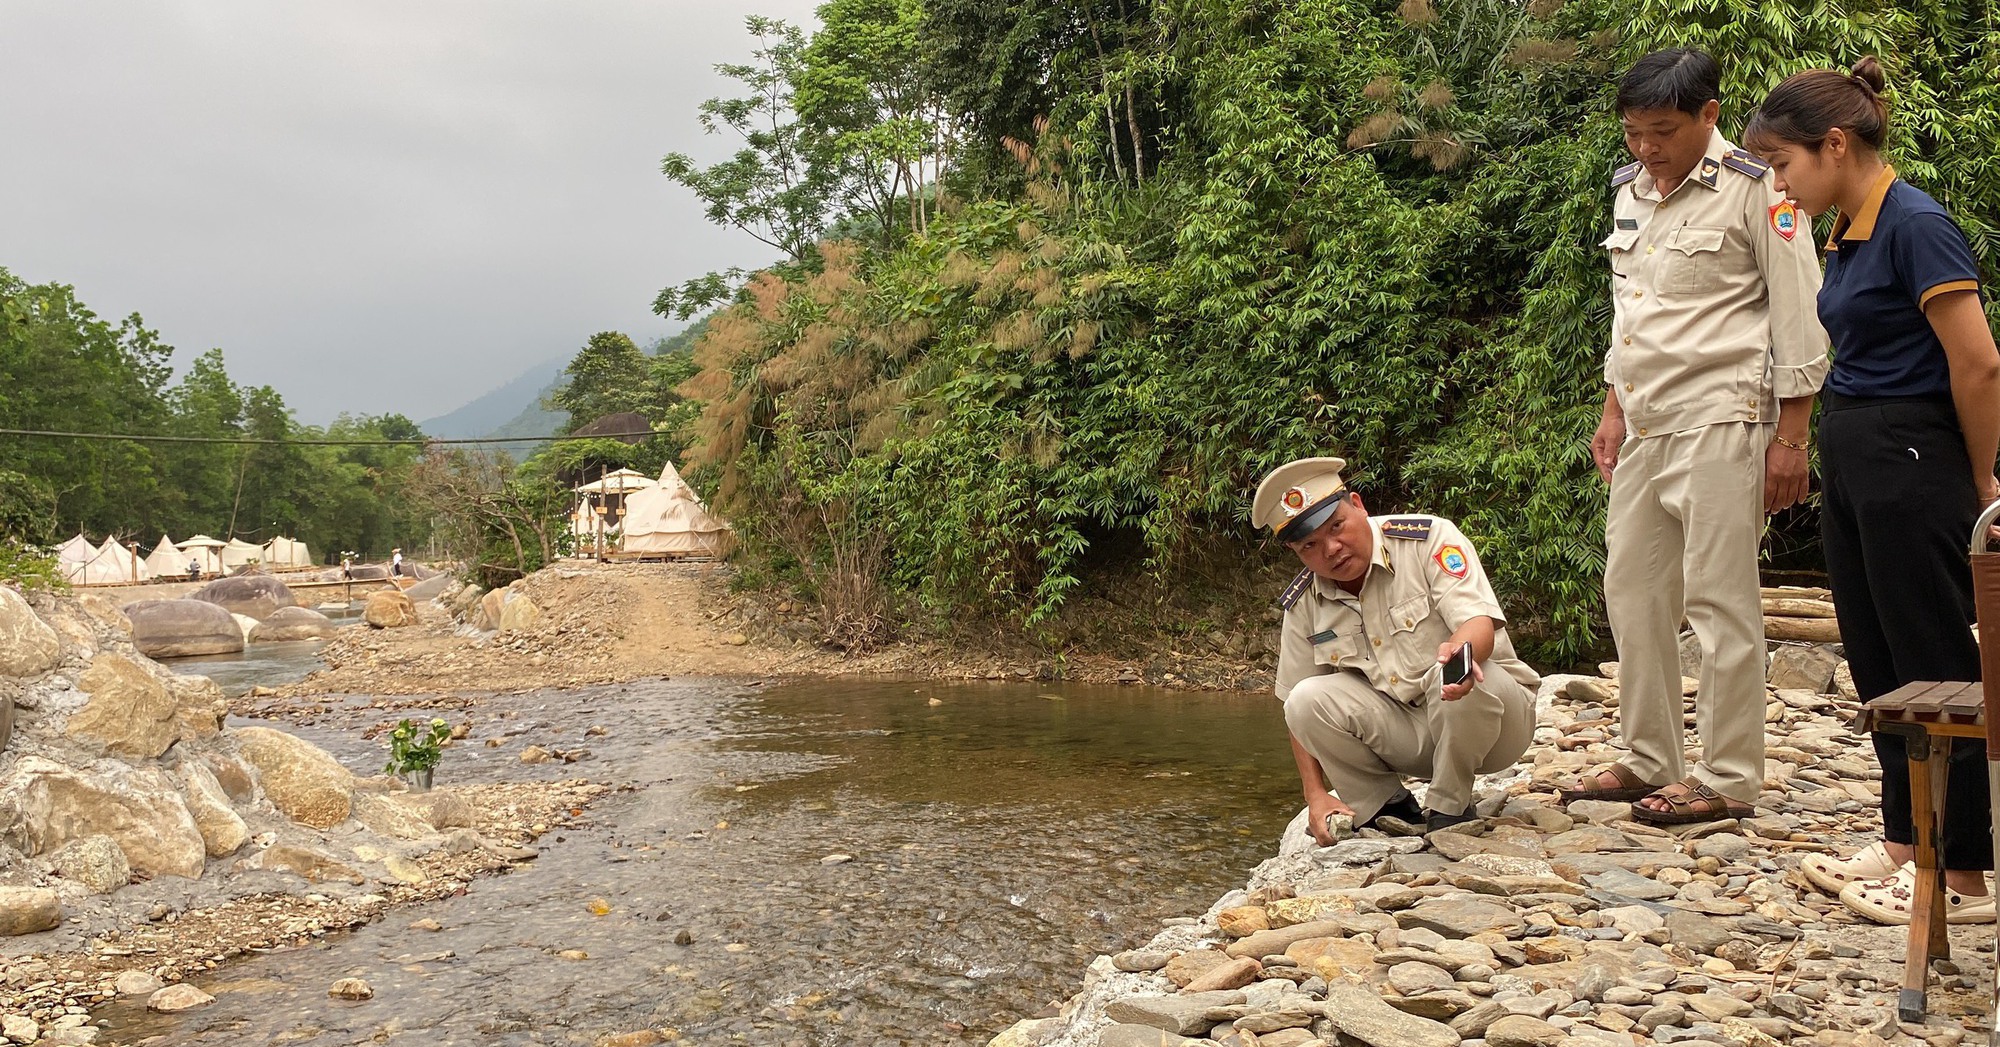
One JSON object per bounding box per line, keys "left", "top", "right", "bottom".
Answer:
{"left": 1085, "top": 17, "right": 1127, "bottom": 183}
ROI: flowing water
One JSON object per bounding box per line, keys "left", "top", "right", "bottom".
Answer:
{"left": 103, "top": 675, "right": 1296, "bottom": 1046}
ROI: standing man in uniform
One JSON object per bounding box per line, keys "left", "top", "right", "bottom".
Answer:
{"left": 1255, "top": 457, "right": 1541, "bottom": 839}
{"left": 1561, "top": 49, "right": 1829, "bottom": 824}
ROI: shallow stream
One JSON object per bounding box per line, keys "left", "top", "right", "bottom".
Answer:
{"left": 102, "top": 674, "right": 1295, "bottom": 1045}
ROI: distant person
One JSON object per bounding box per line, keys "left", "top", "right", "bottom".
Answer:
{"left": 390, "top": 548, "right": 404, "bottom": 577}
{"left": 341, "top": 554, "right": 353, "bottom": 580}
{"left": 1563, "top": 48, "right": 1828, "bottom": 826}
{"left": 1745, "top": 60, "right": 2000, "bottom": 925}
{"left": 1254, "top": 456, "right": 1540, "bottom": 837}
{"left": 186, "top": 558, "right": 202, "bottom": 583}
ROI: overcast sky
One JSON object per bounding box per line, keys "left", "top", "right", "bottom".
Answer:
{"left": 1, "top": 1, "right": 819, "bottom": 424}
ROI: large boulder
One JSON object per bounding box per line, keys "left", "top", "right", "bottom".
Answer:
{"left": 0, "top": 756, "right": 207, "bottom": 879}
{"left": 499, "top": 594, "right": 541, "bottom": 633}
{"left": 66, "top": 654, "right": 180, "bottom": 759}
{"left": 364, "top": 590, "right": 417, "bottom": 629}
{"left": 345, "top": 565, "right": 392, "bottom": 581}
{"left": 248, "top": 606, "right": 338, "bottom": 643}
{"left": 474, "top": 588, "right": 506, "bottom": 631}
{"left": 0, "top": 589, "right": 60, "bottom": 677}
{"left": 233, "top": 843, "right": 362, "bottom": 884}
{"left": 51, "top": 835, "right": 131, "bottom": 894}
{"left": 190, "top": 575, "right": 297, "bottom": 621}
{"left": 123, "top": 600, "right": 244, "bottom": 659}
{"left": 403, "top": 574, "right": 451, "bottom": 601}
{"left": 230, "top": 613, "right": 261, "bottom": 641}
{"left": 175, "top": 762, "right": 250, "bottom": 857}
{"left": 167, "top": 674, "right": 227, "bottom": 743}
{"left": 0, "top": 887, "right": 61, "bottom": 936}
{"left": 233, "top": 726, "right": 354, "bottom": 829}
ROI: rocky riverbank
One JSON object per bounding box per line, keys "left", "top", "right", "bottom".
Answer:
{"left": 0, "top": 586, "right": 608, "bottom": 1046}
{"left": 993, "top": 655, "right": 1990, "bottom": 1047}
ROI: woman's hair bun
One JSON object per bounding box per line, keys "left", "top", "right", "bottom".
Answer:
{"left": 1851, "top": 56, "right": 1886, "bottom": 94}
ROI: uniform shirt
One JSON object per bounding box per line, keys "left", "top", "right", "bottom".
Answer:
{"left": 1274, "top": 515, "right": 1540, "bottom": 704}
{"left": 1602, "top": 129, "right": 1829, "bottom": 439}
{"left": 1821, "top": 166, "right": 1985, "bottom": 398}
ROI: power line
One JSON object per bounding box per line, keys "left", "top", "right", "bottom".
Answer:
{"left": 0, "top": 426, "right": 654, "bottom": 447}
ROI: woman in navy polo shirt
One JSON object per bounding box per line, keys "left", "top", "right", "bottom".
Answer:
{"left": 1745, "top": 58, "right": 2000, "bottom": 925}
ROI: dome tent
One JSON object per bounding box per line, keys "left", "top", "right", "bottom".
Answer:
{"left": 219, "top": 539, "right": 264, "bottom": 571}
{"left": 262, "top": 536, "right": 313, "bottom": 568}
{"left": 54, "top": 534, "right": 95, "bottom": 566}
{"left": 177, "top": 536, "right": 225, "bottom": 576}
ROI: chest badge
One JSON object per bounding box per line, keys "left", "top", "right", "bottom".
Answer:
{"left": 1616, "top": 218, "right": 1638, "bottom": 230}
{"left": 1435, "top": 544, "right": 1469, "bottom": 579}
{"left": 1770, "top": 201, "right": 1799, "bottom": 241}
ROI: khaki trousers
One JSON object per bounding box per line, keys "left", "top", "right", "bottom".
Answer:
{"left": 1284, "top": 665, "right": 1536, "bottom": 822}
{"left": 1603, "top": 421, "right": 1769, "bottom": 802}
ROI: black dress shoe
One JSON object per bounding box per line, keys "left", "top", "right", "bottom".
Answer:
{"left": 1425, "top": 806, "right": 1479, "bottom": 833}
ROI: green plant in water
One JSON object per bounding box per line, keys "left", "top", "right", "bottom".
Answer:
{"left": 383, "top": 718, "right": 452, "bottom": 776}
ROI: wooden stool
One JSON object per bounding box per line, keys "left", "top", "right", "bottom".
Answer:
{"left": 1853, "top": 680, "right": 1987, "bottom": 1022}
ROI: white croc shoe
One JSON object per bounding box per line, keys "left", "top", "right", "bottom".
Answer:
{"left": 1839, "top": 864, "right": 1998, "bottom": 926}
{"left": 1801, "top": 841, "right": 1899, "bottom": 896}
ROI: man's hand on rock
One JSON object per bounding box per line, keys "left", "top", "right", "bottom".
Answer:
{"left": 1304, "top": 792, "right": 1353, "bottom": 845}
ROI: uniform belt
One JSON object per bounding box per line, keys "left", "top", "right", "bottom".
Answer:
{"left": 1821, "top": 391, "right": 1955, "bottom": 413}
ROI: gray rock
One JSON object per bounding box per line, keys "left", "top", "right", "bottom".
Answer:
{"left": 1112, "top": 949, "right": 1172, "bottom": 972}
{"left": 1102, "top": 992, "right": 1245, "bottom": 1036}
{"left": 1395, "top": 897, "right": 1526, "bottom": 939}
{"left": 1660, "top": 910, "right": 1736, "bottom": 955}
{"left": 1486, "top": 1014, "right": 1565, "bottom": 1047}
{"left": 122, "top": 598, "right": 244, "bottom": 658}
{"left": 1571, "top": 964, "right": 1616, "bottom": 1003}
{"left": 1584, "top": 867, "right": 1675, "bottom": 901}
{"left": 1545, "top": 826, "right": 1639, "bottom": 854}
{"left": 146, "top": 983, "right": 215, "bottom": 1012}
{"left": 1684, "top": 992, "right": 1752, "bottom": 1021}
{"left": 190, "top": 574, "right": 297, "bottom": 620}
{"left": 1769, "top": 644, "right": 1841, "bottom": 693}
{"left": 1319, "top": 838, "right": 1424, "bottom": 866}
{"left": 1096, "top": 1025, "right": 1202, "bottom": 1047}
{"left": 248, "top": 605, "right": 338, "bottom": 642}
{"left": 1323, "top": 985, "right": 1460, "bottom": 1047}
{"left": 1635, "top": 1003, "right": 1687, "bottom": 1033}
{"left": 1431, "top": 832, "right": 1537, "bottom": 862}
{"left": 51, "top": 834, "right": 130, "bottom": 893}
{"left": 1449, "top": 999, "right": 1509, "bottom": 1037}
{"left": 1565, "top": 799, "right": 1634, "bottom": 826}
{"left": 1387, "top": 960, "right": 1456, "bottom": 995}
{"left": 0, "top": 588, "right": 60, "bottom": 677}
{"left": 0, "top": 1016, "right": 37, "bottom": 1043}
{"left": 1691, "top": 834, "right": 1750, "bottom": 861}
{"left": 114, "top": 970, "right": 164, "bottom": 996}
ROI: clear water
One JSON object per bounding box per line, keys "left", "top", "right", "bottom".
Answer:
{"left": 97, "top": 676, "right": 1296, "bottom": 1046}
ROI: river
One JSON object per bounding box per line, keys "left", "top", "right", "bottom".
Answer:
{"left": 100, "top": 670, "right": 1296, "bottom": 1045}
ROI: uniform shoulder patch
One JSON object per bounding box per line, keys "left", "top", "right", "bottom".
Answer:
{"left": 1611, "top": 161, "right": 1641, "bottom": 187}
{"left": 1380, "top": 517, "right": 1433, "bottom": 541}
{"left": 1278, "top": 568, "right": 1313, "bottom": 610}
{"left": 1720, "top": 149, "right": 1771, "bottom": 179}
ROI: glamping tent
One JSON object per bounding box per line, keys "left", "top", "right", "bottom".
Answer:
{"left": 262, "top": 536, "right": 313, "bottom": 568}
{"left": 66, "top": 539, "right": 144, "bottom": 584}
{"left": 143, "top": 535, "right": 184, "bottom": 578}
{"left": 219, "top": 538, "right": 264, "bottom": 571}
{"left": 178, "top": 535, "right": 225, "bottom": 576}
{"left": 619, "top": 462, "right": 732, "bottom": 558}
{"left": 54, "top": 534, "right": 95, "bottom": 567}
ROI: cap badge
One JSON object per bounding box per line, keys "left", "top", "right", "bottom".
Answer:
{"left": 1281, "top": 487, "right": 1310, "bottom": 517}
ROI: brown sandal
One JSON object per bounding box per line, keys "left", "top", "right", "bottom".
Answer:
{"left": 1628, "top": 776, "right": 1755, "bottom": 826}
{"left": 1556, "top": 763, "right": 1662, "bottom": 805}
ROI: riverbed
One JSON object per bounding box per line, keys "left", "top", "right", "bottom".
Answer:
{"left": 102, "top": 674, "right": 1296, "bottom": 1045}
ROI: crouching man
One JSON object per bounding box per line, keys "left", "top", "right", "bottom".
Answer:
{"left": 1253, "top": 457, "right": 1541, "bottom": 838}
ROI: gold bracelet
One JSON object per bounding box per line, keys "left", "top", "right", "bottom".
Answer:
{"left": 1774, "top": 434, "right": 1809, "bottom": 451}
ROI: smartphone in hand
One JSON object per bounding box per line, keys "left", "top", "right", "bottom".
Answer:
{"left": 1441, "top": 643, "right": 1473, "bottom": 687}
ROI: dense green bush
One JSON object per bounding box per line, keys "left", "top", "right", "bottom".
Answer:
{"left": 676, "top": 0, "right": 2000, "bottom": 660}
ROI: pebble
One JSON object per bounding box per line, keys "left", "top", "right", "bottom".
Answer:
{"left": 327, "top": 977, "right": 373, "bottom": 1000}
{"left": 146, "top": 984, "right": 215, "bottom": 1013}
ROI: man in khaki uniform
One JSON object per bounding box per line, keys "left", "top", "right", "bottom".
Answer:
{"left": 1255, "top": 457, "right": 1540, "bottom": 838}
{"left": 1574, "top": 49, "right": 1828, "bottom": 824}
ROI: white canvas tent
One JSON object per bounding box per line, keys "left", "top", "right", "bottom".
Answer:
{"left": 568, "top": 469, "right": 658, "bottom": 554}
{"left": 219, "top": 538, "right": 264, "bottom": 571}
{"left": 571, "top": 469, "right": 657, "bottom": 495}
{"left": 55, "top": 534, "right": 95, "bottom": 567}
{"left": 143, "top": 535, "right": 184, "bottom": 577}
{"left": 67, "top": 540, "right": 143, "bottom": 584}
{"left": 178, "top": 535, "right": 225, "bottom": 576}
{"left": 620, "top": 462, "right": 732, "bottom": 558}
{"left": 262, "top": 536, "right": 313, "bottom": 567}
